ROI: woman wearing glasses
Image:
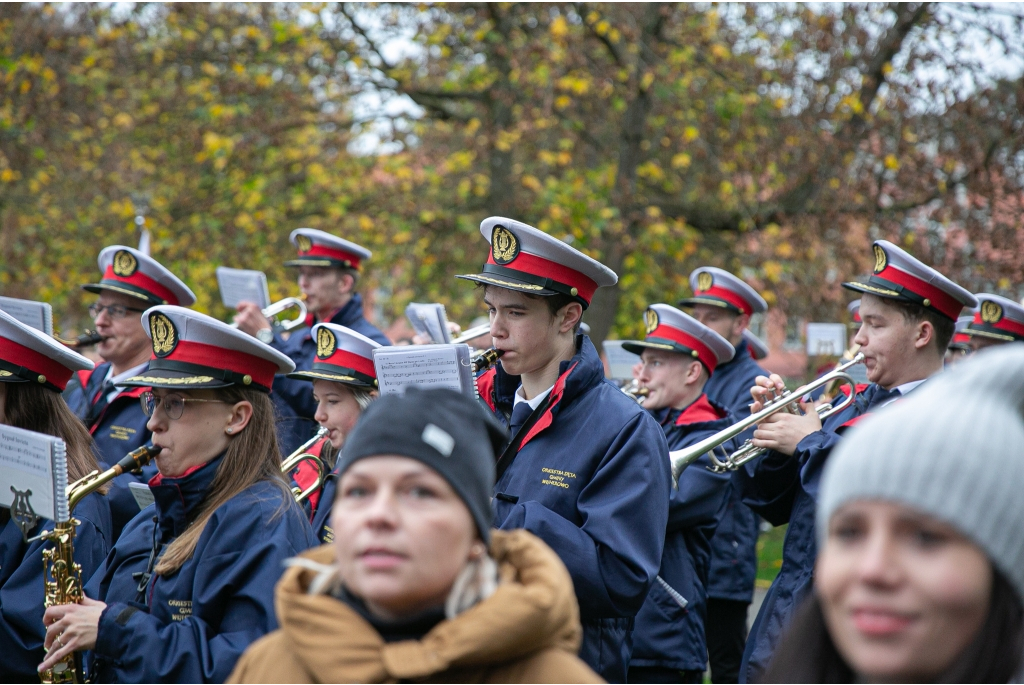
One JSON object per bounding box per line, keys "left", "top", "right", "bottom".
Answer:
{"left": 64, "top": 245, "right": 197, "bottom": 541}
{"left": 284, "top": 323, "right": 380, "bottom": 543}
{"left": 0, "top": 310, "right": 111, "bottom": 681}
{"left": 39, "top": 306, "right": 318, "bottom": 683}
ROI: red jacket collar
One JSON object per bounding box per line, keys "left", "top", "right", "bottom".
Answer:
{"left": 675, "top": 394, "right": 727, "bottom": 426}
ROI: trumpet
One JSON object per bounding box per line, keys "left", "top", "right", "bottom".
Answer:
{"left": 41, "top": 444, "right": 161, "bottom": 683}
{"left": 281, "top": 427, "right": 328, "bottom": 503}
{"left": 232, "top": 297, "right": 308, "bottom": 333}
{"left": 621, "top": 379, "right": 649, "bottom": 405}
{"left": 669, "top": 354, "right": 865, "bottom": 484}
{"left": 53, "top": 330, "right": 104, "bottom": 349}
{"left": 452, "top": 323, "right": 492, "bottom": 345}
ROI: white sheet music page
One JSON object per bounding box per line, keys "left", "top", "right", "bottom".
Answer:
{"left": 0, "top": 424, "right": 61, "bottom": 520}
{"left": 216, "top": 267, "right": 271, "bottom": 309}
{"left": 405, "top": 303, "right": 452, "bottom": 344}
{"left": 0, "top": 296, "right": 53, "bottom": 335}
{"left": 373, "top": 344, "right": 475, "bottom": 397}
{"left": 603, "top": 340, "right": 642, "bottom": 381}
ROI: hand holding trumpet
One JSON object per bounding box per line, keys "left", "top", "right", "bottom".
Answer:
{"left": 747, "top": 374, "right": 823, "bottom": 456}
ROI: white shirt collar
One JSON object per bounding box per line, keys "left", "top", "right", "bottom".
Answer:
{"left": 103, "top": 362, "right": 148, "bottom": 400}
{"left": 514, "top": 384, "right": 553, "bottom": 411}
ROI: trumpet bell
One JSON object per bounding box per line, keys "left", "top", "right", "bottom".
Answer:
{"left": 231, "top": 296, "right": 308, "bottom": 333}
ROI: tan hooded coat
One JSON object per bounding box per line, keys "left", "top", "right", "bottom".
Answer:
{"left": 228, "top": 529, "right": 602, "bottom": 684}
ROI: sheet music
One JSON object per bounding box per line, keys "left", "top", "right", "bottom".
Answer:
{"left": 373, "top": 344, "right": 475, "bottom": 397}
{"left": 603, "top": 340, "right": 642, "bottom": 381}
{"left": 129, "top": 482, "right": 155, "bottom": 511}
{"left": 405, "top": 302, "right": 452, "bottom": 344}
{"left": 0, "top": 296, "right": 53, "bottom": 335}
{"left": 216, "top": 267, "right": 271, "bottom": 309}
{"left": 0, "top": 424, "right": 64, "bottom": 521}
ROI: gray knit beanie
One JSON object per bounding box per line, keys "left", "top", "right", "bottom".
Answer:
{"left": 818, "top": 344, "right": 1024, "bottom": 601}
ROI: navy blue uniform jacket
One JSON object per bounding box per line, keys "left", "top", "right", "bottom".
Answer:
{"left": 737, "top": 382, "right": 896, "bottom": 683}
{"left": 84, "top": 456, "right": 317, "bottom": 683}
{"left": 477, "top": 334, "right": 670, "bottom": 683}
{"left": 269, "top": 293, "right": 389, "bottom": 456}
{"left": 0, "top": 493, "right": 111, "bottom": 681}
{"left": 631, "top": 396, "right": 733, "bottom": 672}
{"left": 66, "top": 362, "right": 155, "bottom": 542}
{"left": 702, "top": 337, "right": 765, "bottom": 603}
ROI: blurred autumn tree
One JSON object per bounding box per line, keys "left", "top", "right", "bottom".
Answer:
{"left": 1, "top": 2, "right": 1022, "bottom": 345}
{"left": 332, "top": 2, "right": 1024, "bottom": 342}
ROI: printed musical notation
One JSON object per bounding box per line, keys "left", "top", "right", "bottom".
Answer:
{"left": 216, "top": 267, "right": 271, "bottom": 310}
{"left": 0, "top": 424, "right": 63, "bottom": 520}
{"left": 373, "top": 344, "right": 475, "bottom": 397}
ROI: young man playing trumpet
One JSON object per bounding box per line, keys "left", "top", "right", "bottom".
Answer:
{"left": 737, "top": 240, "right": 978, "bottom": 682}
{"left": 622, "top": 304, "right": 736, "bottom": 683}
{"left": 233, "top": 229, "right": 389, "bottom": 455}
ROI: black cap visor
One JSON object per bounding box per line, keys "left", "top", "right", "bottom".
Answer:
{"left": 287, "top": 367, "right": 377, "bottom": 388}
{"left": 678, "top": 296, "right": 742, "bottom": 314}
{"left": 964, "top": 326, "right": 1019, "bottom": 343}
{"left": 122, "top": 359, "right": 270, "bottom": 392}
{"left": 283, "top": 257, "right": 355, "bottom": 269}
{"left": 82, "top": 281, "right": 164, "bottom": 306}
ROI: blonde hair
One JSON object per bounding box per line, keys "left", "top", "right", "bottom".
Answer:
{"left": 155, "top": 386, "right": 289, "bottom": 575}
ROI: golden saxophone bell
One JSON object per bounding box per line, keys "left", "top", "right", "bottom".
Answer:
{"left": 668, "top": 354, "right": 866, "bottom": 486}
{"left": 281, "top": 428, "right": 328, "bottom": 503}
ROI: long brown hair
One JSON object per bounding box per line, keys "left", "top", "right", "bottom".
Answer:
{"left": 2, "top": 382, "right": 105, "bottom": 490}
{"left": 763, "top": 571, "right": 1024, "bottom": 683}
{"left": 155, "top": 385, "right": 290, "bottom": 576}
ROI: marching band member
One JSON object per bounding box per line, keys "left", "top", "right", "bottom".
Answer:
{"left": 65, "top": 245, "right": 196, "bottom": 540}
{"left": 766, "top": 346, "right": 1024, "bottom": 682}
{"left": 285, "top": 323, "right": 380, "bottom": 543}
{"left": 622, "top": 305, "right": 736, "bottom": 683}
{"left": 40, "top": 307, "right": 317, "bottom": 683}
{"left": 678, "top": 267, "right": 768, "bottom": 683}
{"left": 738, "top": 240, "right": 978, "bottom": 682}
{"left": 946, "top": 314, "right": 975, "bottom": 363}
{"left": 230, "top": 388, "right": 601, "bottom": 684}
{"left": 457, "top": 217, "right": 670, "bottom": 682}
{"left": 0, "top": 310, "right": 110, "bottom": 680}
{"left": 233, "top": 229, "right": 390, "bottom": 456}
{"left": 963, "top": 293, "right": 1024, "bottom": 352}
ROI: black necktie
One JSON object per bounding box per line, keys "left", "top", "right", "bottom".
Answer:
{"left": 866, "top": 386, "right": 900, "bottom": 411}
{"left": 87, "top": 380, "right": 115, "bottom": 427}
{"left": 508, "top": 402, "right": 534, "bottom": 438}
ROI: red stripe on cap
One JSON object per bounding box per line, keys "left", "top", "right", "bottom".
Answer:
{"left": 875, "top": 265, "right": 962, "bottom": 320}
{"left": 300, "top": 244, "right": 362, "bottom": 269}
{"left": 951, "top": 332, "right": 971, "bottom": 345}
{"left": 972, "top": 310, "right": 1024, "bottom": 339}
{"left": 321, "top": 348, "right": 376, "bottom": 379}
{"left": 648, "top": 324, "right": 719, "bottom": 372}
{"left": 102, "top": 266, "right": 178, "bottom": 305}
{"left": 696, "top": 285, "right": 753, "bottom": 315}
{"left": 160, "top": 340, "right": 278, "bottom": 388}
{"left": 0, "top": 337, "right": 74, "bottom": 390}
{"left": 486, "top": 251, "right": 599, "bottom": 304}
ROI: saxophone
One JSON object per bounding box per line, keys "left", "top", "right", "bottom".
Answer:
{"left": 39, "top": 444, "right": 162, "bottom": 684}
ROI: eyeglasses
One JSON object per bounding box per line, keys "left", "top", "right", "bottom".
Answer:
{"left": 89, "top": 303, "right": 147, "bottom": 320}
{"left": 140, "top": 391, "right": 227, "bottom": 420}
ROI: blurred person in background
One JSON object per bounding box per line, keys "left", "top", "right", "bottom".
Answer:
{"left": 764, "top": 345, "right": 1024, "bottom": 683}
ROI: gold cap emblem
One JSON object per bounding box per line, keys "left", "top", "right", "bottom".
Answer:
{"left": 980, "top": 300, "right": 1004, "bottom": 324}
{"left": 296, "top": 234, "right": 313, "bottom": 253}
{"left": 112, "top": 250, "right": 138, "bottom": 277}
{"left": 316, "top": 327, "right": 337, "bottom": 359}
{"left": 696, "top": 272, "right": 713, "bottom": 292}
{"left": 150, "top": 312, "right": 177, "bottom": 357}
{"left": 644, "top": 308, "right": 660, "bottom": 336}
{"left": 491, "top": 226, "right": 520, "bottom": 265}
{"left": 873, "top": 244, "right": 887, "bottom": 274}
